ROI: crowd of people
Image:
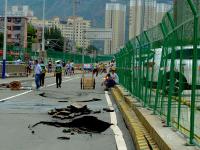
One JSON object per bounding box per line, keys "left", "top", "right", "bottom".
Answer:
{"left": 90, "top": 59, "right": 119, "bottom": 91}
{"left": 31, "top": 59, "right": 76, "bottom": 90}
{"left": 29, "top": 58, "right": 118, "bottom": 91}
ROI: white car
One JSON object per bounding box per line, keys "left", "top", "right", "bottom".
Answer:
{"left": 144, "top": 46, "right": 200, "bottom": 95}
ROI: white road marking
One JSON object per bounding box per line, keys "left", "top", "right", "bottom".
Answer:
{"left": 0, "top": 77, "right": 79, "bottom": 102}
{"left": 105, "top": 91, "right": 128, "bottom": 150}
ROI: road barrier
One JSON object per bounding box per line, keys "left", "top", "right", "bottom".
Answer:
{"left": 115, "top": 0, "right": 200, "bottom": 146}
{"left": 0, "top": 64, "right": 27, "bottom": 77}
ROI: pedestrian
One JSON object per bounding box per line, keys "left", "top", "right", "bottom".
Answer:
{"left": 101, "top": 73, "right": 116, "bottom": 91}
{"left": 65, "top": 61, "right": 70, "bottom": 76}
{"left": 110, "top": 67, "right": 119, "bottom": 84}
{"left": 92, "top": 61, "right": 99, "bottom": 77}
{"left": 55, "top": 61, "right": 62, "bottom": 88}
{"left": 48, "top": 59, "right": 52, "bottom": 73}
{"left": 34, "top": 60, "right": 42, "bottom": 90}
{"left": 40, "top": 60, "right": 46, "bottom": 87}
{"left": 70, "top": 60, "right": 75, "bottom": 75}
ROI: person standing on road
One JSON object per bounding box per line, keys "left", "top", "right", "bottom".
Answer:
{"left": 55, "top": 61, "right": 62, "bottom": 88}
{"left": 34, "top": 60, "right": 42, "bottom": 90}
{"left": 70, "top": 60, "right": 75, "bottom": 75}
{"left": 48, "top": 59, "right": 52, "bottom": 73}
{"left": 92, "top": 61, "right": 99, "bottom": 77}
{"left": 40, "top": 60, "right": 46, "bottom": 87}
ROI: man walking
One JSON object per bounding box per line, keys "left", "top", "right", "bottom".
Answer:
{"left": 40, "top": 60, "right": 46, "bottom": 87}
{"left": 55, "top": 61, "right": 62, "bottom": 88}
{"left": 34, "top": 60, "right": 42, "bottom": 90}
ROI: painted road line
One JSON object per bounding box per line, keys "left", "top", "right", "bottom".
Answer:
{"left": 0, "top": 90, "right": 32, "bottom": 102}
{"left": 46, "top": 77, "right": 79, "bottom": 87}
{"left": 105, "top": 91, "right": 128, "bottom": 150}
{"left": 0, "top": 77, "right": 79, "bottom": 102}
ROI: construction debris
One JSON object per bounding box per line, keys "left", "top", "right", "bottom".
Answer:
{"left": 48, "top": 103, "right": 91, "bottom": 120}
{"left": 9, "top": 81, "right": 22, "bottom": 90}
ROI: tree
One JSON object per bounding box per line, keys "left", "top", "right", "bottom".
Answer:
{"left": 45, "top": 26, "right": 64, "bottom": 51}
{"left": 27, "top": 23, "right": 37, "bottom": 48}
{"left": 86, "top": 45, "right": 98, "bottom": 54}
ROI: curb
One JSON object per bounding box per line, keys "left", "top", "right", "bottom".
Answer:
{"left": 112, "top": 85, "right": 200, "bottom": 150}
{"left": 111, "top": 87, "right": 159, "bottom": 150}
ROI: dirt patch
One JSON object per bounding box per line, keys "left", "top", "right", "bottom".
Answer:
{"left": 32, "top": 116, "right": 112, "bottom": 133}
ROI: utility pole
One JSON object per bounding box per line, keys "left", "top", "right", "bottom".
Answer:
{"left": 2, "top": 0, "right": 7, "bottom": 79}
{"left": 72, "top": 0, "right": 79, "bottom": 53}
{"left": 140, "top": 0, "right": 145, "bottom": 32}
{"left": 41, "top": 0, "right": 46, "bottom": 61}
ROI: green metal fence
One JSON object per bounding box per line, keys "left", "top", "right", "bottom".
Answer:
{"left": 116, "top": 0, "right": 200, "bottom": 146}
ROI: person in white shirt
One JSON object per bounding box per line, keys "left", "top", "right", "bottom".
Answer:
{"left": 70, "top": 60, "right": 74, "bottom": 75}
{"left": 34, "top": 60, "right": 42, "bottom": 89}
{"left": 111, "top": 67, "right": 119, "bottom": 84}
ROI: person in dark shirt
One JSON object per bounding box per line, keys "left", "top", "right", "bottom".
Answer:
{"left": 55, "top": 61, "right": 62, "bottom": 88}
{"left": 40, "top": 61, "right": 46, "bottom": 87}
{"left": 101, "top": 73, "right": 116, "bottom": 91}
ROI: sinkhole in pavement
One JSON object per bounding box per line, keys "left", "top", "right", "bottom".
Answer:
{"left": 30, "top": 103, "right": 113, "bottom": 139}
{"left": 32, "top": 116, "right": 112, "bottom": 133}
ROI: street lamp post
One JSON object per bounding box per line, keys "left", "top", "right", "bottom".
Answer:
{"left": 41, "top": 0, "right": 46, "bottom": 61}
{"left": 2, "top": 0, "right": 7, "bottom": 79}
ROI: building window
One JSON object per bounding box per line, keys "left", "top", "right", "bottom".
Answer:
{"left": 8, "top": 18, "right": 11, "bottom": 22}
{"left": 13, "top": 26, "right": 21, "bottom": 30}
{"left": 7, "top": 34, "right": 11, "bottom": 38}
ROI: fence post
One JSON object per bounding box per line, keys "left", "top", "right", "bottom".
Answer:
{"left": 136, "top": 36, "right": 142, "bottom": 100}
{"left": 154, "top": 23, "right": 167, "bottom": 114}
{"left": 187, "top": 0, "right": 198, "bottom": 144}
{"left": 144, "top": 31, "right": 150, "bottom": 107}
{"left": 166, "top": 11, "right": 176, "bottom": 127}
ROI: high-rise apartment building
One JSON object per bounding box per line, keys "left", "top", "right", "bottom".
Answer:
{"left": 7, "top": 5, "right": 34, "bottom": 18}
{"left": 29, "top": 16, "right": 91, "bottom": 50}
{"left": 0, "top": 17, "right": 28, "bottom": 48}
{"left": 129, "top": 0, "right": 171, "bottom": 37}
{"left": 104, "top": 2, "right": 126, "bottom": 54}
{"left": 156, "top": 3, "right": 172, "bottom": 24}
{"left": 143, "top": 0, "right": 157, "bottom": 31}
{"left": 62, "top": 16, "right": 91, "bottom": 49}
{"left": 129, "top": 0, "right": 142, "bottom": 40}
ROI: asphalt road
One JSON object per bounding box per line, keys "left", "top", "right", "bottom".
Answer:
{"left": 0, "top": 74, "right": 135, "bottom": 150}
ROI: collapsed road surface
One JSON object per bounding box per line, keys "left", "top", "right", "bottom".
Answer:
{"left": 0, "top": 75, "right": 135, "bottom": 150}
